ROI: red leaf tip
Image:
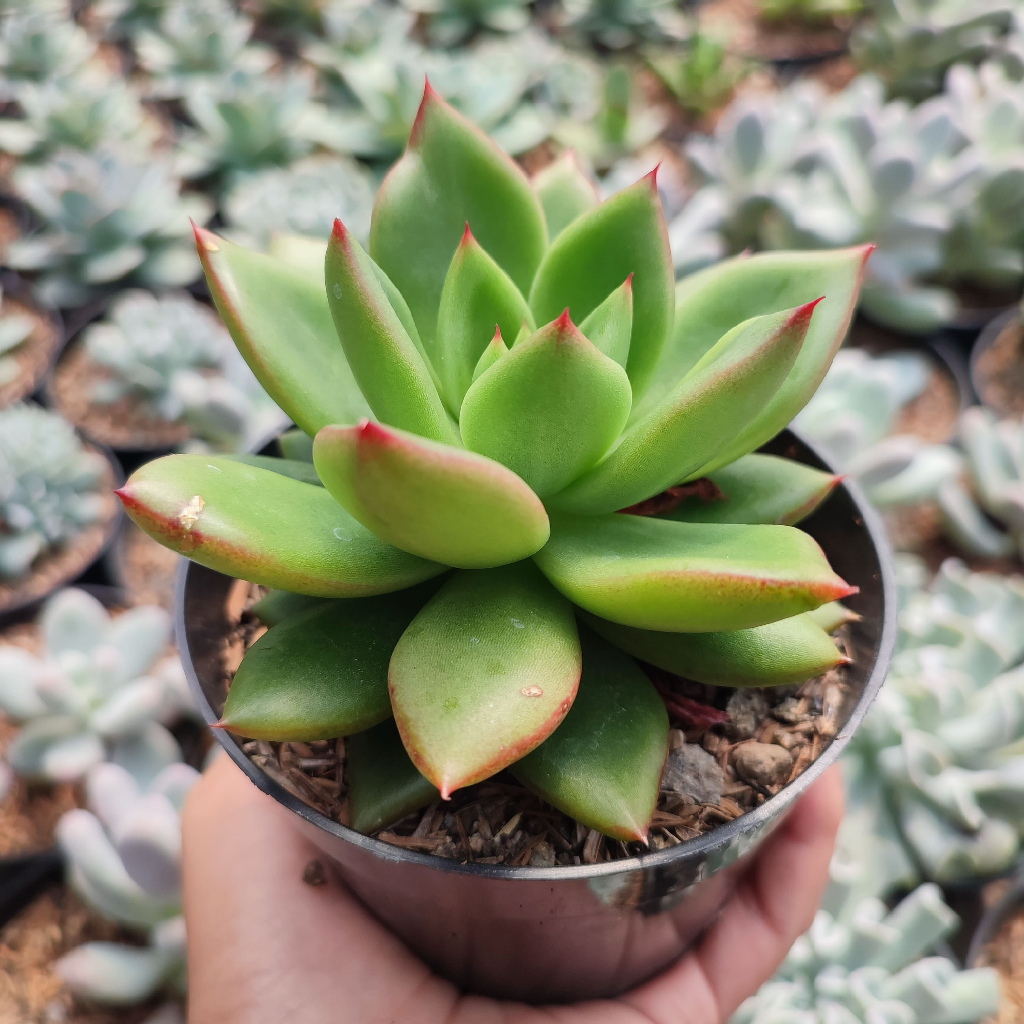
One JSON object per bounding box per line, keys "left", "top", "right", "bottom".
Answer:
{"left": 331, "top": 217, "right": 350, "bottom": 245}
{"left": 555, "top": 308, "right": 575, "bottom": 331}
{"left": 410, "top": 77, "right": 441, "bottom": 147}
{"left": 624, "top": 272, "right": 634, "bottom": 290}
{"left": 460, "top": 221, "right": 475, "bottom": 246}
{"left": 191, "top": 221, "right": 219, "bottom": 254}
{"left": 789, "top": 296, "right": 825, "bottom": 330}
{"left": 491, "top": 324, "right": 503, "bottom": 343}
{"left": 644, "top": 163, "right": 660, "bottom": 189}
{"left": 113, "top": 487, "right": 128, "bottom": 503}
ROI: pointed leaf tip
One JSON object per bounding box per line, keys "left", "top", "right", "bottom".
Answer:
{"left": 790, "top": 296, "right": 825, "bottom": 329}
{"left": 113, "top": 487, "right": 128, "bottom": 503}
{"left": 192, "top": 222, "right": 219, "bottom": 253}
{"left": 555, "top": 308, "right": 575, "bottom": 331}
{"left": 411, "top": 77, "right": 441, "bottom": 147}
{"left": 461, "top": 222, "right": 473, "bottom": 244}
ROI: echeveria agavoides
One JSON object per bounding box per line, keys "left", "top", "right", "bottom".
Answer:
{"left": 120, "top": 83, "right": 866, "bottom": 842}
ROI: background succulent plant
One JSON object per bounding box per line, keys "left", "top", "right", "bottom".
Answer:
{"left": 398, "top": 0, "right": 532, "bottom": 46}
{"left": 131, "top": 0, "right": 274, "bottom": 99}
{"left": 0, "top": 283, "right": 36, "bottom": 389}
{"left": 937, "top": 407, "right": 1024, "bottom": 560}
{"left": 0, "top": 66, "right": 159, "bottom": 160}
{"left": 732, "top": 827, "right": 1002, "bottom": 1023}
{"left": 0, "top": 405, "right": 108, "bottom": 581}
{"left": 850, "top": 0, "right": 1017, "bottom": 100}
{"left": 848, "top": 555, "right": 1024, "bottom": 882}
{"left": 0, "top": 587, "right": 196, "bottom": 783}
{"left": 81, "top": 289, "right": 286, "bottom": 453}
{"left": 794, "top": 347, "right": 962, "bottom": 509}
{"left": 221, "top": 154, "right": 376, "bottom": 251}
{"left": 557, "top": 0, "right": 690, "bottom": 49}
{"left": 119, "top": 87, "right": 866, "bottom": 842}
{"left": 54, "top": 759, "right": 200, "bottom": 1010}
{"left": 757, "top": 0, "right": 862, "bottom": 23}
{"left": 0, "top": 4, "right": 95, "bottom": 101}
{"left": 646, "top": 33, "right": 751, "bottom": 118}
{"left": 6, "top": 147, "right": 212, "bottom": 308}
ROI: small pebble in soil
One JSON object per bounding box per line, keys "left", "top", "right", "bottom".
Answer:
{"left": 733, "top": 743, "right": 793, "bottom": 789}
{"left": 661, "top": 744, "right": 726, "bottom": 805}
{"left": 726, "top": 691, "right": 769, "bottom": 739}
{"left": 302, "top": 859, "right": 327, "bottom": 886}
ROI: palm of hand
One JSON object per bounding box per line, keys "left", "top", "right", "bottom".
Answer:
{"left": 183, "top": 757, "right": 842, "bottom": 1024}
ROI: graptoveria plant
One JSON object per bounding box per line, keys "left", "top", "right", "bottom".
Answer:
{"left": 119, "top": 85, "right": 868, "bottom": 842}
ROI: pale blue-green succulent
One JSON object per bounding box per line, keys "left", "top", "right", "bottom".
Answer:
{"left": 0, "top": 283, "right": 36, "bottom": 390}
{"left": 0, "top": 587, "right": 196, "bottom": 782}
{"left": 55, "top": 759, "right": 200, "bottom": 1010}
{"left": 557, "top": 0, "right": 689, "bottom": 49}
{"left": 6, "top": 147, "right": 212, "bottom": 308}
{"left": 0, "top": 405, "right": 108, "bottom": 581}
{"left": 0, "top": 4, "right": 94, "bottom": 101}
{"left": 849, "top": 555, "right": 1024, "bottom": 882}
{"left": 81, "top": 290, "right": 286, "bottom": 453}
{"left": 398, "top": 0, "right": 531, "bottom": 46}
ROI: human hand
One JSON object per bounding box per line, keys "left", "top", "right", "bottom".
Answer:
{"left": 182, "top": 755, "right": 843, "bottom": 1024}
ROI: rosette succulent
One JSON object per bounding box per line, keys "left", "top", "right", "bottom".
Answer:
{"left": 0, "top": 588, "right": 195, "bottom": 783}
{"left": 0, "top": 5, "right": 94, "bottom": 101}
{"left": 398, "top": 0, "right": 531, "bottom": 46}
{"left": 0, "top": 283, "right": 35, "bottom": 389}
{"left": 118, "top": 87, "right": 868, "bottom": 841}
{"left": 55, "top": 760, "right": 199, "bottom": 1009}
{"left": 849, "top": 556, "right": 1024, "bottom": 882}
{"left": 0, "top": 404, "right": 108, "bottom": 581}
{"left": 558, "top": 0, "right": 689, "bottom": 49}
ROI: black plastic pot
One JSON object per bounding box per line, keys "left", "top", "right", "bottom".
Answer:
{"left": 970, "top": 307, "right": 1021, "bottom": 419}
{"left": 176, "top": 427, "right": 896, "bottom": 1003}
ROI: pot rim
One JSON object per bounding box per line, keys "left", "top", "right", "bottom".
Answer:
{"left": 966, "top": 865, "right": 1024, "bottom": 968}
{"left": 969, "top": 306, "right": 1020, "bottom": 418}
{"left": 176, "top": 426, "right": 897, "bottom": 882}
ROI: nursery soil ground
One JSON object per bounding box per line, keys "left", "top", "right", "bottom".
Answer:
{"left": 974, "top": 317, "right": 1024, "bottom": 419}
{"left": 0, "top": 297, "right": 61, "bottom": 408}
{"left": 697, "top": 0, "right": 850, "bottom": 62}
{"left": 978, "top": 887, "right": 1024, "bottom": 1024}
{"left": 0, "top": 207, "right": 21, "bottom": 256}
{"left": 221, "top": 582, "right": 853, "bottom": 867}
{"left": 0, "top": 452, "right": 119, "bottom": 618}
{"left": 50, "top": 344, "right": 191, "bottom": 452}
{"left": 114, "top": 522, "right": 181, "bottom": 614}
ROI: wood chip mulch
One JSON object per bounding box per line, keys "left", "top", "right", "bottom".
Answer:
{"left": 221, "top": 582, "right": 852, "bottom": 868}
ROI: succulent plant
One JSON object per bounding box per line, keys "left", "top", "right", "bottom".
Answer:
{"left": 55, "top": 759, "right": 200, "bottom": 1008}
{"left": 936, "top": 61, "right": 1024, "bottom": 292}
{"left": 82, "top": 289, "right": 286, "bottom": 453}
{"left": 848, "top": 555, "right": 1024, "bottom": 882}
{"left": 132, "top": 0, "right": 274, "bottom": 99}
{"left": 222, "top": 156, "right": 377, "bottom": 253}
{"left": 678, "top": 75, "right": 974, "bottom": 334}
{"left": 0, "top": 587, "right": 196, "bottom": 782}
{"left": 174, "top": 68, "right": 340, "bottom": 189}
{"left": 305, "top": 29, "right": 554, "bottom": 160}
{"left": 0, "top": 283, "right": 36, "bottom": 389}
{"left": 557, "top": 0, "right": 689, "bottom": 50}
{"left": 850, "top": 0, "right": 1017, "bottom": 100}
{"left": 398, "top": 0, "right": 531, "bottom": 46}
{"left": 0, "top": 5, "right": 95, "bottom": 101}
{"left": 0, "top": 405, "right": 108, "bottom": 581}
{"left": 646, "top": 33, "right": 751, "bottom": 118}
{"left": 6, "top": 147, "right": 213, "bottom": 309}
{"left": 758, "top": 0, "right": 862, "bottom": 22}
{"left": 117, "top": 86, "right": 868, "bottom": 842}
{"left": 793, "top": 348, "right": 962, "bottom": 509}
{"left": 550, "top": 63, "right": 668, "bottom": 172}
{"left": 937, "top": 407, "right": 1024, "bottom": 560}
{"left": 0, "top": 66, "right": 159, "bottom": 160}
{"left": 732, "top": 833, "right": 1002, "bottom": 1023}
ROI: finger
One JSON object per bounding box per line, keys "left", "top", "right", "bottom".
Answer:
{"left": 622, "top": 766, "right": 844, "bottom": 1024}
{"left": 182, "top": 755, "right": 458, "bottom": 1024}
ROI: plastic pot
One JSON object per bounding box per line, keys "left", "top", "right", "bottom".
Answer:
{"left": 176, "top": 427, "right": 896, "bottom": 1003}
{"left": 970, "top": 306, "right": 1022, "bottom": 419}
{"left": 966, "top": 867, "right": 1024, "bottom": 969}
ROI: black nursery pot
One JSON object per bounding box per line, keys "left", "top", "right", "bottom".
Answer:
{"left": 177, "top": 427, "right": 896, "bottom": 1004}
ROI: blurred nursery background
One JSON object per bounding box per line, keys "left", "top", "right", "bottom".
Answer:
{"left": 3, "top": 0, "right": 1024, "bottom": 1020}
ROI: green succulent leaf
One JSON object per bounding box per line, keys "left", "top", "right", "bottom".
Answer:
{"left": 534, "top": 512, "right": 856, "bottom": 632}
{"left": 369, "top": 84, "right": 547, "bottom": 348}
{"left": 587, "top": 611, "right": 849, "bottom": 688}
{"left": 222, "top": 591, "right": 430, "bottom": 741}
{"left": 580, "top": 276, "right": 633, "bottom": 369}
{"left": 251, "top": 590, "right": 331, "bottom": 627}
{"left": 326, "top": 220, "right": 459, "bottom": 446}
{"left": 664, "top": 453, "right": 841, "bottom": 526}
{"left": 220, "top": 454, "right": 323, "bottom": 487}
{"left": 512, "top": 629, "right": 667, "bottom": 842}
{"left": 634, "top": 247, "right": 871, "bottom": 460}
{"left": 433, "top": 225, "right": 535, "bottom": 414}
{"left": 472, "top": 327, "right": 509, "bottom": 382}
{"left": 389, "top": 562, "right": 582, "bottom": 798}
{"left": 279, "top": 428, "right": 315, "bottom": 463}
{"left": 806, "top": 601, "right": 860, "bottom": 632}
{"left": 529, "top": 172, "right": 674, "bottom": 399}
{"left": 313, "top": 421, "right": 549, "bottom": 568}
{"left": 117, "top": 455, "right": 446, "bottom": 597}
{"left": 551, "top": 302, "right": 816, "bottom": 515}
{"left": 511, "top": 322, "right": 532, "bottom": 347}
{"left": 531, "top": 151, "right": 600, "bottom": 242}
{"left": 460, "top": 311, "right": 632, "bottom": 497}
{"left": 193, "top": 226, "right": 370, "bottom": 437}
{"left": 347, "top": 719, "right": 439, "bottom": 835}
